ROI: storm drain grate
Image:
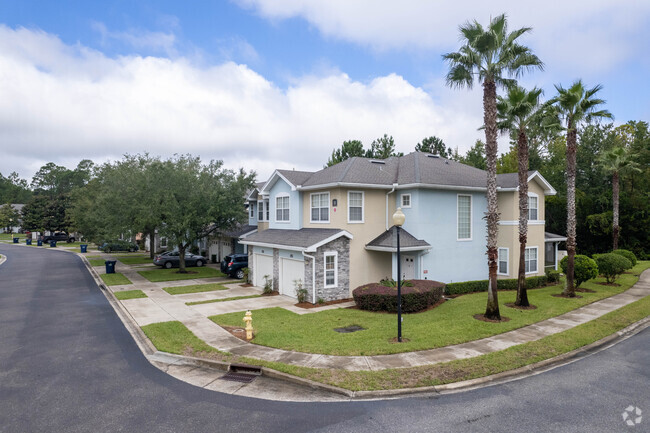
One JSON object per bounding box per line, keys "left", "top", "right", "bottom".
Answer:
{"left": 220, "top": 372, "right": 258, "bottom": 383}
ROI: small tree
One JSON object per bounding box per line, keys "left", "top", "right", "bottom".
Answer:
{"left": 594, "top": 253, "right": 632, "bottom": 283}
{"left": 0, "top": 203, "right": 20, "bottom": 233}
{"left": 559, "top": 255, "right": 598, "bottom": 288}
{"left": 612, "top": 249, "right": 637, "bottom": 267}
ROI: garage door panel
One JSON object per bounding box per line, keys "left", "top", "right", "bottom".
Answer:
{"left": 254, "top": 254, "right": 273, "bottom": 288}
{"left": 280, "top": 258, "right": 304, "bottom": 298}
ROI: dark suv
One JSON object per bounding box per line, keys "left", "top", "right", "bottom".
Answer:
{"left": 220, "top": 254, "right": 248, "bottom": 279}
{"left": 41, "top": 232, "right": 75, "bottom": 243}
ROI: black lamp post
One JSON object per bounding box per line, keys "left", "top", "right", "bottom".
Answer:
{"left": 393, "top": 207, "right": 405, "bottom": 342}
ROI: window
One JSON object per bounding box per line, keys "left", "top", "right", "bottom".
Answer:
{"left": 525, "top": 247, "right": 538, "bottom": 274}
{"left": 276, "top": 195, "right": 290, "bottom": 222}
{"left": 250, "top": 203, "right": 254, "bottom": 218}
{"left": 258, "top": 201, "right": 264, "bottom": 221}
{"left": 348, "top": 191, "right": 364, "bottom": 223}
{"left": 498, "top": 248, "right": 509, "bottom": 275}
{"left": 324, "top": 252, "right": 337, "bottom": 287}
{"left": 528, "top": 195, "right": 538, "bottom": 221}
{"left": 160, "top": 237, "right": 167, "bottom": 248}
{"left": 311, "top": 192, "right": 330, "bottom": 222}
{"left": 265, "top": 200, "right": 269, "bottom": 221}
{"left": 401, "top": 194, "right": 411, "bottom": 208}
{"left": 457, "top": 195, "right": 472, "bottom": 240}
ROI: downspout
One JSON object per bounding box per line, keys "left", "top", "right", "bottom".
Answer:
{"left": 386, "top": 183, "right": 398, "bottom": 230}
{"left": 303, "top": 252, "right": 316, "bottom": 304}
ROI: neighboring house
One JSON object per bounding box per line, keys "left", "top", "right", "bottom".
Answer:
{"left": 240, "top": 152, "right": 561, "bottom": 302}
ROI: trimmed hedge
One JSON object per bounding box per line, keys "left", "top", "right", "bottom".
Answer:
{"left": 560, "top": 255, "right": 599, "bottom": 288}
{"left": 594, "top": 253, "right": 632, "bottom": 283}
{"left": 353, "top": 280, "right": 444, "bottom": 313}
{"left": 545, "top": 269, "right": 561, "bottom": 283}
{"left": 612, "top": 249, "right": 637, "bottom": 267}
{"left": 445, "top": 275, "right": 550, "bottom": 296}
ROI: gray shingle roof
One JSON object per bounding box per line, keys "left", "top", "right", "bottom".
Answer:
{"left": 366, "top": 226, "right": 431, "bottom": 251}
{"left": 545, "top": 232, "right": 567, "bottom": 242}
{"left": 224, "top": 224, "right": 257, "bottom": 238}
{"left": 241, "top": 228, "right": 349, "bottom": 250}
{"left": 277, "top": 169, "right": 314, "bottom": 187}
{"left": 496, "top": 171, "right": 536, "bottom": 189}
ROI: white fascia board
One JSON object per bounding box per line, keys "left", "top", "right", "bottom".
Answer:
{"left": 397, "top": 183, "right": 487, "bottom": 192}
{"left": 239, "top": 229, "right": 257, "bottom": 239}
{"left": 246, "top": 188, "right": 260, "bottom": 201}
{"left": 298, "top": 182, "right": 487, "bottom": 192}
{"left": 304, "top": 230, "right": 354, "bottom": 252}
{"left": 545, "top": 236, "right": 567, "bottom": 242}
{"left": 501, "top": 172, "right": 557, "bottom": 195}
{"left": 365, "top": 245, "right": 432, "bottom": 252}
{"left": 260, "top": 170, "right": 298, "bottom": 194}
{"left": 499, "top": 220, "right": 546, "bottom": 226}
{"left": 239, "top": 239, "right": 305, "bottom": 252}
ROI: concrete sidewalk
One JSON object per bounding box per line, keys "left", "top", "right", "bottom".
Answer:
{"left": 95, "top": 255, "right": 650, "bottom": 372}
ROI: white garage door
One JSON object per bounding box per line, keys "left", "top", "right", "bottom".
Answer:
{"left": 280, "top": 258, "right": 304, "bottom": 298}
{"left": 254, "top": 254, "right": 273, "bottom": 289}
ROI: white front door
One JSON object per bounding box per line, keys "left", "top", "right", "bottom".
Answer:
{"left": 401, "top": 255, "right": 415, "bottom": 280}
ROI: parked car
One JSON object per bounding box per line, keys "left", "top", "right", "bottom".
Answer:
{"left": 41, "top": 231, "right": 75, "bottom": 243}
{"left": 154, "top": 251, "right": 206, "bottom": 269}
{"left": 99, "top": 240, "right": 139, "bottom": 253}
{"left": 221, "top": 254, "right": 248, "bottom": 279}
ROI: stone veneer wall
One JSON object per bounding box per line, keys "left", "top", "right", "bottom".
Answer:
{"left": 247, "top": 248, "right": 253, "bottom": 284}
{"left": 308, "top": 237, "right": 350, "bottom": 302}
{"left": 272, "top": 248, "right": 279, "bottom": 291}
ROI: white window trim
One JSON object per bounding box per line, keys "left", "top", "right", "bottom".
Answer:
{"left": 457, "top": 194, "right": 473, "bottom": 241}
{"left": 324, "top": 251, "right": 338, "bottom": 288}
{"left": 310, "top": 192, "right": 330, "bottom": 223}
{"left": 401, "top": 193, "right": 411, "bottom": 208}
{"left": 527, "top": 192, "right": 539, "bottom": 222}
{"left": 249, "top": 203, "right": 254, "bottom": 218}
{"left": 257, "top": 200, "right": 265, "bottom": 222}
{"left": 347, "top": 191, "right": 364, "bottom": 223}
{"left": 275, "top": 193, "right": 290, "bottom": 223}
{"left": 525, "top": 246, "right": 539, "bottom": 274}
{"left": 498, "top": 247, "right": 509, "bottom": 276}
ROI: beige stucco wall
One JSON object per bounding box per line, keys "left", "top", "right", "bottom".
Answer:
{"left": 302, "top": 187, "right": 396, "bottom": 292}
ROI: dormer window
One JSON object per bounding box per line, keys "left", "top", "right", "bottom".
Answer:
{"left": 276, "top": 194, "right": 290, "bottom": 222}
{"left": 258, "top": 200, "right": 264, "bottom": 221}
{"left": 528, "top": 194, "right": 538, "bottom": 221}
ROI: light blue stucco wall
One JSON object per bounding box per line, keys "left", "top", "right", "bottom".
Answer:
{"left": 268, "top": 179, "right": 302, "bottom": 230}
{"left": 248, "top": 201, "right": 257, "bottom": 226}
{"left": 396, "top": 188, "right": 488, "bottom": 283}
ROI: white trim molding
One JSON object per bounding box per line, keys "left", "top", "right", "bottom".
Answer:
{"left": 324, "top": 251, "right": 338, "bottom": 288}
{"left": 457, "top": 194, "right": 472, "bottom": 241}
{"left": 347, "top": 190, "right": 364, "bottom": 223}
{"left": 275, "top": 193, "right": 290, "bottom": 223}
{"left": 401, "top": 193, "right": 411, "bottom": 208}
{"left": 525, "top": 246, "right": 539, "bottom": 274}
{"left": 310, "top": 192, "right": 330, "bottom": 223}
{"left": 499, "top": 220, "right": 546, "bottom": 226}
{"left": 498, "top": 247, "right": 509, "bottom": 276}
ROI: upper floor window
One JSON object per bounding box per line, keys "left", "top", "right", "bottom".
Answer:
{"left": 457, "top": 194, "right": 472, "bottom": 240}
{"left": 401, "top": 194, "right": 411, "bottom": 208}
{"left": 498, "top": 248, "right": 508, "bottom": 275}
{"left": 249, "top": 203, "right": 254, "bottom": 218}
{"left": 266, "top": 200, "right": 269, "bottom": 221}
{"left": 311, "top": 192, "right": 330, "bottom": 223}
{"left": 258, "top": 201, "right": 264, "bottom": 221}
{"left": 348, "top": 191, "right": 364, "bottom": 223}
{"left": 528, "top": 194, "right": 539, "bottom": 221}
{"left": 276, "top": 195, "right": 290, "bottom": 222}
{"left": 525, "top": 247, "right": 538, "bottom": 274}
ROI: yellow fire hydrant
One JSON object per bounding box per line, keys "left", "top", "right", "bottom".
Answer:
{"left": 243, "top": 310, "right": 253, "bottom": 341}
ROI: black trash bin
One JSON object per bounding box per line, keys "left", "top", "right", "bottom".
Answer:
{"left": 105, "top": 260, "right": 117, "bottom": 274}
{"left": 49, "top": 240, "right": 57, "bottom": 248}
{"left": 13, "top": 237, "right": 19, "bottom": 243}
{"left": 37, "top": 239, "right": 43, "bottom": 246}
{"left": 80, "top": 244, "right": 88, "bottom": 253}
{"left": 26, "top": 239, "right": 32, "bottom": 245}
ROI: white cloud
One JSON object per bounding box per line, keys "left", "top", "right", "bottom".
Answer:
{"left": 0, "top": 25, "right": 487, "bottom": 182}
{"left": 235, "top": 0, "right": 650, "bottom": 74}
{"left": 91, "top": 22, "right": 178, "bottom": 57}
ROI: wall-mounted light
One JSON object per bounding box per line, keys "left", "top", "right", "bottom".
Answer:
{"left": 332, "top": 199, "right": 338, "bottom": 207}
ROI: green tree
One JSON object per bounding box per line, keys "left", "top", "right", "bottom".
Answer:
{"left": 459, "top": 140, "right": 487, "bottom": 169}
{"left": 0, "top": 203, "right": 20, "bottom": 233}
{"left": 326, "top": 140, "right": 365, "bottom": 167}
{"left": 0, "top": 172, "right": 31, "bottom": 203}
{"left": 366, "top": 134, "right": 402, "bottom": 159}
{"left": 415, "top": 136, "right": 451, "bottom": 157}
{"left": 443, "top": 13, "right": 543, "bottom": 320}
{"left": 550, "top": 80, "right": 612, "bottom": 296}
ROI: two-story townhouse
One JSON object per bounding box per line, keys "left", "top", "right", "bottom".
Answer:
{"left": 241, "top": 152, "right": 561, "bottom": 303}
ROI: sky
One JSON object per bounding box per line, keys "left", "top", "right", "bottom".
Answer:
{"left": 1, "top": 0, "right": 649, "bottom": 183}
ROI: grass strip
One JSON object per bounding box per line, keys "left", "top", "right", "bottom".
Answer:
{"left": 141, "top": 321, "right": 230, "bottom": 358}
{"left": 163, "top": 282, "right": 229, "bottom": 295}
{"left": 114, "top": 289, "right": 148, "bottom": 300}
{"left": 88, "top": 259, "right": 106, "bottom": 266}
{"left": 118, "top": 256, "right": 154, "bottom": 265}
{"left": 138, "top": 267, "right": 225, "bottom": 282}
{"left": 186, "top": 294, "right": 262, "bottom": 306}
{"left": 100, "top": 273, "right": 133, "bottom": 286}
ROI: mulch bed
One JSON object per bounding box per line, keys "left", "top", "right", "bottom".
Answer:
{"left": 261, "top": 290, "right": 279, "bottom": 297}
{"left": 240, "top": 283, "right": 254, "bottom": 287}
{"left": 221, "top": 325, "right": 251, "bottom": 342}
{"left": 388, "top": 337, "right": 411, "bottom": 343}
{"left": 551, "top": 293, "right": 583, "bottom": 299}
{"left": 345, "top": 298, "right": 447, "bottom": 313}
{"left": 597, "top": 282, "right": 621, "bottom": 287}
{"left": 473, "top": 314, "right": 511, "bottom": 323}
{"left": 504, "top": 303, "right": 538, "bottom": 310}
{"left": 295, "top": 298, "right": 353, "bottom": 309}
{"left": 575, "top": 288, "right": 597, "bottom": 293}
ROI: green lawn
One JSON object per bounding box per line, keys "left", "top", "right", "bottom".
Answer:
{"left": 187, "top": 294, "right": 262, "bottom": 306}
{"left": 114, "top": 289, "right": 147, "bottom": 300}
{"left": 88, "top": 259, "right": 106, "bottom": 266}
{"left": 100, "top": 273, "right": 133, "bottom": 286}
{"left": 0, "top": 233, "right": 24, "bottom": 240}
{"left": 118, "top": 256, "right": 154, "bottom": 265}
{"left": 210, "top": 261, "right": 649, "bottom": 356}
{"left": 163, "top": 282, "right": 229, "bottom": 295}
{"left": 141, "top": 321, "right": 229, "bottom": 356}
{"left": 138, "top": 267, "right": 225, "bottom": 282}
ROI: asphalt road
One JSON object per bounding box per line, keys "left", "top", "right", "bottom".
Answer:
{"left": 1, "top": 244, "right": 648, "bottom": 433}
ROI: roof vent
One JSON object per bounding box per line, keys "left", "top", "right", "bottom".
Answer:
{"left": 370, "top": 160, "right": 386, "bottom": 165}
{"left": 427, "top": 154, "right": 440, "bottom": 158}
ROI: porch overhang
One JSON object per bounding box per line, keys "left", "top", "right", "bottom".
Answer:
{"left": 365, "top": 225, "right": 431, "bottom": 253}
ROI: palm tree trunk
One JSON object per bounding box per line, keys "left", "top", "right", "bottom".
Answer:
{"left": 563, "top": 124, "right": 577, "bottom": 297}
{"left": 612, "top": 171, "right": 619, "bottom": 250}
{"left": 483, "top": 79, "right": 500, "bottom": 320}
{"left": 515, "top": 129, "right": 530, "bottom": 306}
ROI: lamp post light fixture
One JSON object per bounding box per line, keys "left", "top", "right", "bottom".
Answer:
{"left": 393, "top": 207, "right": 406, "bottom": 342}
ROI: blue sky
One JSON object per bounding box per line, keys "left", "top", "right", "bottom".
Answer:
{"left": 1, "top": 0, "right": 649, "bottom": 181}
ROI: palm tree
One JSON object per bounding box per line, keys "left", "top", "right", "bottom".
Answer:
{"left": 443, "top": 14, "right": 543, "bottom": 320}
{"left": 550, "top": 80, "right": 612, "bottom": 297}
{"left": 496, "top": 86, "right": 543, "bottom": 307}
{"left": 599, "top": 146, "right": 640, "bottom": 250}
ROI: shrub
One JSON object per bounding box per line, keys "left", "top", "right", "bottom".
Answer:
{"left": 243, "top": 267, "right": 250, "bottom": 283}
{"left": 379, "top": 278, "right": 413, "bottom": 288}
{"left": 545, "top": 269, "right": 561, "bottom": 284}
{"left": 595, "top": 253, "right": 632, "bottom": 283}
{"left": 445, "top": 274, "right": 554, "bottom": 296}
{"left": 353, "top": 280, "right": 444, "bottom": 313}
{"left": 612, "top": 249, "right": 637, "bottom": 267}
{"left": 262, "top": 275, "right": 273, "bottom": 295}
{"left": 559, "top": 255, "right": 599, "bottom": 288}
{"left": 294, "top": 279, "right": 308, "bottom": 303}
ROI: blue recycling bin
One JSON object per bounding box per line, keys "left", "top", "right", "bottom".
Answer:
{"left": 26, "top": 239, "right": 32, "bottom": 245}
{"left": 13, "top": 237, "right": 18, "bottom": 243}
{"left": 80, "top": 244, "right": 88, "bottom": 253}
{"left": 105, "top": 260, "right": 116, "bottom": 274}
{"left": 37, "top": 239, "right": 43, "bottom": 246}
{"left": 49, "top": 240, "right": 57, "bottom": 248}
